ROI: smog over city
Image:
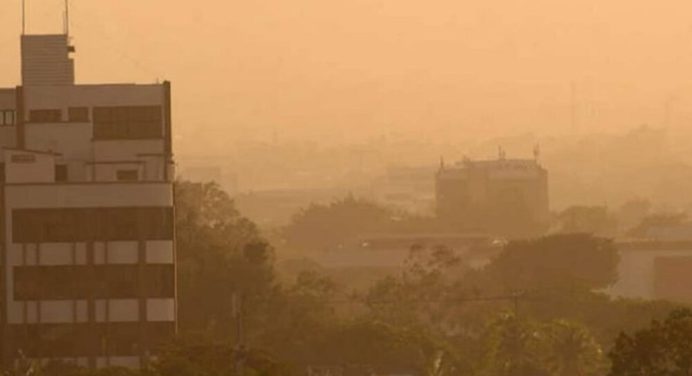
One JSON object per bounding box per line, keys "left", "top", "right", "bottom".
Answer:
{"left": 1, "top": 0, "right": 692, "bottom": 375}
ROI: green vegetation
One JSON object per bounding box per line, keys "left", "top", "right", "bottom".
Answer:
{"left": 8, "top": 182, "right": 687, "bottom": 375}
{"left": 609, "top": 308, "right": 692, "bottom": 376}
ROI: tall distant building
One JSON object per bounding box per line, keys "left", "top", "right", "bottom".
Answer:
{"left": 435, "top": 153, "right": 549, "bottom": 237}
{"left": 0, "top": 31, "right": 175, "bottom": 368}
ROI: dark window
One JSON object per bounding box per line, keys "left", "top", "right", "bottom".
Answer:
{"left": 99, "top": 265, "right": 139, "bottom": 298}
{"left": 0, "top": 110, "right": 15, "bottom": 126}
{"left": 14, "top": 265, "right": 174, "bottom": 300}
{"left": 13, "top": 267, "right": 42, "bottom": 300}
{"left": 10, "top": 154, "right": 35, "bottom": 163}
{"left": 54, "top": 164, "right": 68, "bottom": 182}
{"left": 68, "top": 107, "right": 89, "bottom": 122}
{"left": 0, "top": 162, "right": 4, "bottom": 182}
{"left": 93, "top": 106, "right": 163, "bottom": 140}
{"left": 116, "top": 169, "right": 138, "bottom": 181}
{"left": 143, "top": 264, "right": 175, "bottom": 297}
{"left": 28, "top": 109, "right": 62, "bottom": 123}
{"left": 12, "top": 207, "right": 174, "bottom": 242}
{"left": 103, "top": 207, "right": 138, "bottom": 239}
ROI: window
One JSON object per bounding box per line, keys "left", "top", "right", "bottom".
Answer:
{"left": 13, "top": 207, "right": 174, "bottom": 242}
{"left": 100, "top": 265, "right": 139, "bottom": 298}
{"left": 10, "top": 154, "right": 35, "bottom": 163}
{"left": 28, "top": 109, "right": 62, "bottom": 123}
{"left": 93, "top": 106, "right": 163, "bottom": 140}
{"left": 105, "top": 207, "right": 138, "bottom": 240}
{"left": 68, "top": 107, "right": 89, "bottom": 122}
{"left": 116, "top": 169, "right": 139, "bottom": 181}
{"left": 0, "top": 163, "right": 4, "bottom": 183}
{"left": 143, "top": 265, "right": 175, "bottom": 297}
{"left": 0, "top": 110, "right": 15, "bottom": 126}
{"left": 54, "top": 164, "right": 68, "bottom": 182}
{"left": 14, "top": 265, "right": 174, "bottom": 300}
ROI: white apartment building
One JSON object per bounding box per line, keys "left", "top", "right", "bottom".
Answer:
{"left": 0, "top": 33, "right": 176, "bottom": 368}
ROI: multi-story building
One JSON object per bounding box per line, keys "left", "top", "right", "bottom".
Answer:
{"left": 436, "top": 153, "right": 549, "bottom": 237}
{"left": 0, "top": 32, "right": 175, "bottom": 368}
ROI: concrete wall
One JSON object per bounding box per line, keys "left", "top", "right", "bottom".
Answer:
{"left": 608, "top": 247, "right": 692, "bottom": 300}
{"left": 23, "top": 84, "right": 163, "bottom": 112}
{"left": 4, "top": 149, "right": 56, "bottom": 183}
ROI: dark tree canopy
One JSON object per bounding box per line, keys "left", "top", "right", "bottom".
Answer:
{"left": 609, "top": 308, "right": 692, "bottom": 376}
{"left": 556, "top": 206, "right": 618, "bottom": 236}
{"left": 486, "top": 234, "right": 620, "bottom": 291}
{"left": 175, "top": 180, "right": 276, "bottom": 336}
{"left": 283, "top": 195, "right": 396, "bottom": 252}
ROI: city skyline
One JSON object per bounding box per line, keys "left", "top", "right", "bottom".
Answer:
{"left": 3, "top": 1, "right": 692, "bottom": 153}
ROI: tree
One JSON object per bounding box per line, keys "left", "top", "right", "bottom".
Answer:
{"left": 479, "top": 314, "right": 604, "bottom": 376}
{"left": 282, "top": 195, "right": 395, "bottom": 253}
{"left": 617, "top": 198, "right": 651, "bottom": 233}
{"left": 253, "top": 270, "right": 339, "bottom": 369}
{"left": 479, "top": 312, "right": 552, "bottom": 376}
{"left": 555, "top": 206, "right": 618, "bottom": 237}
{"left": 151, "top": 335, "right": 286, "bottom": 376}
{"left": 627, "top": 212, "right": 688, "bottom": 238}
{"left": 483, "top": 234, "right": 619, "bottom": 292}
{"left": 363, "top": 245, "right": 466, "bottom": 331}
{"left": 541, "top": 320, "right": 605, "bottom": 376}
{"left": 175, "top": 180, "right": 277, "bottom": 337}
{"left": 2, "top": 361, "right": 142, "bottom": 376}
{"left": 609, "top": 308, "right": 692, "bottom": 376}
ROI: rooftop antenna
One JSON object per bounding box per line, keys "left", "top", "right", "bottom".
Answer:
{"left": 64, "top": 0, "right": 70, "bottom": 36}
{"left": 21, "top": 0, "right": 26, "bottom": 35}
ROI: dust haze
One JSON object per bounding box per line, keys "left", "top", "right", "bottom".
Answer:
{"left": 5, "top": 0, "right": 692, "bottom": 374}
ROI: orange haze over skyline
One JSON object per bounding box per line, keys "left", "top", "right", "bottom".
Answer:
{"left": 3, "top": 0, "right": 692, "bottom": 155}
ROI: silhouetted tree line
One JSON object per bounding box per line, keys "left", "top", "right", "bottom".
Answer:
{"left": 6, "top": 182, "right": 687, "bottom": 376}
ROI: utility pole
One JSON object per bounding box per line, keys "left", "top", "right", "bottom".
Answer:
{"left": 232, "top": 291, "right": 245, "bottom": 376}
{"left": 511, "top": 290, "right": 522, "bottom": 316}
{"left": 509, "top": 290, "right": 524, "bottom": 376}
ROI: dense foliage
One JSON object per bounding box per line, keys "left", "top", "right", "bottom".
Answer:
{"left": 7, "top": 184, "right": 686, "bottom": 376}
{"left": 609, "top": 308, "right": 692, "bottom": 376}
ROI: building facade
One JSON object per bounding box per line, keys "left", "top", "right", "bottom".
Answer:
{"left": 608, "top": 241, "right": 692, "bottom": 303}
{"left": 436, "top": 155, "right": 549, "bottom": 237}
{"left": 0, "top": 33, "right": 175, "bottom": 368}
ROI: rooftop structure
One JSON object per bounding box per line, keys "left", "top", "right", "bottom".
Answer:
{"left": 0, "top": 26, "right": 175, "bottom": 368}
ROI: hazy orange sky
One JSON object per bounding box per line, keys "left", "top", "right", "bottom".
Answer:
{"left": 3, "top": 0, "right": 692, "bottom": 154}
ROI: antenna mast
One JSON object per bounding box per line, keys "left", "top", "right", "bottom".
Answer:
{"left": 21, "top": 0, "right": 26, "bottom": 35}
{"left": 64, "top": 0, "right": 70, "bottom": 36}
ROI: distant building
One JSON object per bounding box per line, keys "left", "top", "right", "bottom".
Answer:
{"left": 435, "top": 153, "right": 549, "bottom": 237}
{"left": 0, "top": 32, "right": 175, "bottom": 367}
{"left": 372, "top": 165, "right": 436, "bottom": 215}
{"left": 610, "top": 241, "right": 692, "bottom": 303}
